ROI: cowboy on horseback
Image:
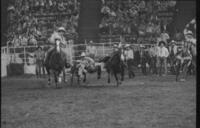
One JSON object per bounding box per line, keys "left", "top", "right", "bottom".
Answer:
{"left": 45, "top": 27, "right": 67, "bottom": 63}
{"left": 175, "top": 46, "right": 192, "bottom": 81}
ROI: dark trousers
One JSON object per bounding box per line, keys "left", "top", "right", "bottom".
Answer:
{"left": 141, "top": 58, "right": 147, "bottom": 75}
{"left": 157, "top": 57, "right": 167, "bottom": 76}
{"left": 127, "top": 59, "right": 135, "bottom": 78}
{"left": 150, "top": 56, "right": 157, "bottom": 74}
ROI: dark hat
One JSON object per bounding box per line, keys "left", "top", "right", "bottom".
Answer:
{"left": 158, "top": 41, "right": 165, "bottom": 46}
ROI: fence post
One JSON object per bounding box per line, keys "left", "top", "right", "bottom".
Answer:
{"left": 102, "top": 43, "right": 105, "bottom": 57}
{"left": 24, "top": 46, "right": 27, "bottom": 65}
{"left": 13, "top": 46, "right": 16, "bottom": 63}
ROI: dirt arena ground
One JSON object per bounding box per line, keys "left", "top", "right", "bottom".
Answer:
{"left": 1, "top": 73, "right": 196, "bottom": 128}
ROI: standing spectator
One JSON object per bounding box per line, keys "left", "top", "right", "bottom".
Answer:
{"left": 34, "top": 46, "right": 45, "bottom": 78}
{"left": 168, "top": 40, "right": 178, "bottom": 74}
{"left": 124, "top": 44, "right": 135, "bottom": 78}
{"left": 149, "top": 44, "right": 158, "bottom": 74}
{"left": 139, "top": 45, "right": 148, "bottom": 75}
{"left": 157, "top": 41, "right": 169, "bottom": 76}
{"left": 86, "top": 40, "right": 97, "bottom": 59}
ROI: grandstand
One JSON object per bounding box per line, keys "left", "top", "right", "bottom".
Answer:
{"left": 1, "top": 0, "right": 196, "bottom": 77}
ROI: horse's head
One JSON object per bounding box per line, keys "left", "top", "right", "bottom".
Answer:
{"left": 55, "top": 39, "right": 62, "bottom": 53}
{"left": 119, "top": 48, "right": 125, "bottom": 62}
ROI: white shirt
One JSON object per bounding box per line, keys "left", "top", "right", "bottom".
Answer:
{"left": 124, "top": 49, "right": 134, "bottom": 59}
{"left": 158, "top": 47, "right": 169, "bottom": 57}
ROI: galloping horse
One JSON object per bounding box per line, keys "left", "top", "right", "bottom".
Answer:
{"left": 98, "top": 49, "right": 126, "bottom": 86}
{"left": 44, "top": 39, "right": 67, "bottom": 88}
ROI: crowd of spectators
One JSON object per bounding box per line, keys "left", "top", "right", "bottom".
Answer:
{"left": 7, "top": 0, "right": 80, "bottom": 47}
{"left": 99, "top": 0, "right": 177, "bottom": 43}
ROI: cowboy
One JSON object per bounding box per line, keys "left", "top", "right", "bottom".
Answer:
{"left": 124, "top": 44, "right": 135, "bottom": 78}
{"left": 157, "top": 41, "right": 169, "bottom": 76}
{"left": 86, "top": 40, "right": 97, "bottom": 59}
{"left": 34, "top": 46, "right": 45, "bottom": 78}
{"left": 168, "top": 40, "right": 178, "bottom": 74}
{"left": 77, "top": 52, "right": 96, "bottom": 78}
{"left": 175, "top": 46, "right": 192, "bottom": 81}
{"left": 45, "top": 27, "right": 67, "bottom": 62}
{"left": 139, "top": 44, "right": 148, "bottom": 75}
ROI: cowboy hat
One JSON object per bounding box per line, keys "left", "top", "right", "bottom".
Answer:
{"left": 125, "top": 44, "right": 130, "bottom": 48}
{"left": 186, "top": 30, "right": 193, "bottom": 36}
{"left": 113, "top": 44, "right": 118, "bottom": 47}
{"left": 58, "top": 27, "right": 66, "bottom": 32}
{"left": 89, "top": 40, "right": 93, "bottom": 44}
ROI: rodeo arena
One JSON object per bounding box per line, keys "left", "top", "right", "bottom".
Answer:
{"left": 1, "top": 0, "right": 197, "bottom": 128}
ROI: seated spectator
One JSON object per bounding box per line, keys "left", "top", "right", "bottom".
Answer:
{"left": 28, "top": 35, "right": 37, "bottom": 45}
{"left": 21, "top": 35, "right": 28, "bottom": 46}
{"left": 160, "top": 30, "right": 170, "bottom": 44}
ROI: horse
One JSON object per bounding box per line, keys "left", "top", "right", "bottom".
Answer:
{"left": 44, "top": 40, "right": 67, "bottom": 88}
{"left": 97, "top": 49, "right": 126, "bottom": 86}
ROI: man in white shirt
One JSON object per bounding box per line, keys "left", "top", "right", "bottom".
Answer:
{"left": 157, "top": 41, "right": 169, "bottom": 76}
{"left": 124, "top": 44, "right": 135, "bottom": 78}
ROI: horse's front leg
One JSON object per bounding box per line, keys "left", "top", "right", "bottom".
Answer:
{"left": 107, "top": 69, "right": 111, "bottom": 83}
{"left": 97, "top": 65, "right": 101, "bottom": 79}
{"left": 113, "top": 72, "right": 120, "bottom": 86}
{"left": 83, "top": 72, "right": 86, "bottom": 83}
{"left": 46, "top": 68, "right": 51, "bottom": 86}
{"left": 120, "top": 67, "right": 124, "bottom": 82}
{"left": 53, "top": 72, "right": 58, "bottom": 88}
{"left": 63, "top": 68, "right": 66, "bottom": 83}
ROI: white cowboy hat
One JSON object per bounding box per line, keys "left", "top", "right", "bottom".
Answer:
{"left": 186, "top": 30, "right": 193, "bottom": 36}
{"left": 113, "top": 44, "right": 118, "bottom": 47}
{"left": 125, "top": 44, "right": 130, "bottom": 48}
{"left": 171, "top": 40, "right": 175, "bottom": 43}
{"left": 81, "top": 52, "right": 86, "bottom": 57}
{"left": 58, "top": 27, "right": 66, "bottom": 32}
